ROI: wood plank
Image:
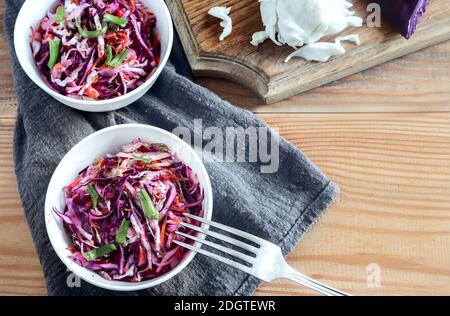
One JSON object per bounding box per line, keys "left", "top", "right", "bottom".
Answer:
{"left": 1, "top": 0, "right": 450, "bottom": 296}
{"left": 0, "top": 118, "right": 46, "bottom": 295}
{"left": 169, "top": 0, "right": 450, "bottom": 103}
{"left": 1, "top": 113, "right": 450, "bottom": 295}
{"left": 0, "top": 4, "right": 17, "bottom": 117}
{"left": 1, "top": 0, "right": 449, "bottom": 115}
{"left": 255, "top": 112, "right": 450, "bottom": 295}
{"left": 197, "top": 40, "right": 450, "bottom": 113}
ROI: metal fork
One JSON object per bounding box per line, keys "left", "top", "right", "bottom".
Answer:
{"left": 174, "top": 214, "right": 350, "bottom": 296}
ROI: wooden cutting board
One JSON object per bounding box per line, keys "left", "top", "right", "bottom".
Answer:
{"left": 167, "top": 0, "right": 450, "bottom": 104}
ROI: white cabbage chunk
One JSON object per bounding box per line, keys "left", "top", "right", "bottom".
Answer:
{"left": 260, "top": 0, "right": 280, "bottom": 45}
{"left": 208, "top": 7, "right": 233, "bottom": 41}
{"left": 285, "top": 34, "right": 360, "bottom": 62}
{"left": 251, "top": 31, "right": 269, "bottom": 46}
{"left": 252, "top": 0, "right": 363, "bottom": 62}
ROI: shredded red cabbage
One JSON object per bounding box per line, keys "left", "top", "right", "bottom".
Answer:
{"left": 53, "top": 139, "right": 204, "bottom": 282}
{"left": 31, "top": 0, "right": 161, "bottom": 100}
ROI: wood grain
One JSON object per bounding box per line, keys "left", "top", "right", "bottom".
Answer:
{"left": 197, "top": 41, "right": 450, "bottom": 113}
{"left": 0, "top": 2, "right": 17, "bottom": 117}
{"left": 1, "top": 113, "right": 450, "bottom": 296}
{"left": 256, "top": 113, "right": 450, "bottom": 296}
{"left": 1, "top": 0, "right": 450, "bottom": 296}
{"left": 169, "top": 0, "right": 450, "bottom": 103}
{"left": 0, "top": 119, "right": 46, "bottom": 295}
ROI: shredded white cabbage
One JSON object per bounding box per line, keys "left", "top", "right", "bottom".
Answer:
{"left": 208, "top": 7, "right": 233, "bottom": 41}
{"left": 252, "top": 0, "right": 363, "bottom": 62}
{"left": 284, "top": 34, "right": 360, "bottom": 63}
{"left": 250, "top": 31, "right": 269, "bottom": 46}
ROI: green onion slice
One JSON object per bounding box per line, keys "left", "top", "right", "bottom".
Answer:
{"left": 87, "top": 184, "right": 99, "bottom": 208}
{"left": 132, "top": 155, "right": 152, "bottom": 163}
{"left": 83, "top": 244, "right": 117, "bottom": 261}
{"left": 77, "top": 24, "right": 107, "bottom": 38}
{"left": 115, "top": 219, "right": 129, "bottom": 245}
{"left": 138, "top": 188, "right": 158, "bottom": 220}
{"left": 105, "top": 49, "right": 128, "bottom": 68}
{"left": 105, "top": 44, "right": 113, "bottom": 65}
{"left": 103, "top": 13, "right": 128, "bottom": 27}
{"left": 47, "top": 37, "right": 61, "bottom": 69}
{"left": 55, "top": 6, "right": 65, "bottom": 23}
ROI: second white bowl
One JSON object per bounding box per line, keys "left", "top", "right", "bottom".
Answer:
{"left": 14, "top": 0, "right": 173, "bottom": 112}
{"left": 44, "top": 124, "right": 213, "bottom": 291}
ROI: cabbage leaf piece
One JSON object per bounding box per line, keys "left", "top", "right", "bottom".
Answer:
{"left": 208, "top": 7, "right": 233, "bottom": 41}
{"left": 252, "top": 0, "right": 362, "bottom": 48}
{"left": 284, "top": 34, "right": 360, "bottom": 62}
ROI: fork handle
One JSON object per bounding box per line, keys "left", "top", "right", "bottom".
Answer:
{"left": 281, "top": 265, "right": 351, "bottom": 296}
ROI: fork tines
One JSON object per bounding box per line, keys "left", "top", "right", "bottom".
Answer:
{"left": 174, "top": 214, "right": 261, "bottom": 273}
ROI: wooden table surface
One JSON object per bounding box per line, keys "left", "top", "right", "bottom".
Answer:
{"left": 1, "top": 1, "right": 450, "bottom": 296}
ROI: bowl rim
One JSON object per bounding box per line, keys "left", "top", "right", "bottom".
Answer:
{"left": 14, "top": 0, "right": 174, "bottom": 108}
{"left": 44, "top": 124, "right": 213, "bottom": 291}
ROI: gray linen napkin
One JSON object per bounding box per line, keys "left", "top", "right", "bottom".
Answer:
{"left": 4, "top": 0, "right": 339, "bottom": 296}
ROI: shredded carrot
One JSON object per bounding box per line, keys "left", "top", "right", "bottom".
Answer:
{"left": 174, "top": 196, "right": 183, "bottom": 207}
{"left": 97, "top": 156, "right": 105, "bottom": 168}
{"left": 44, "top": 32, "right": 55, "bottom": 41}
{"left": 138, "top": 245, "right": 146, "bottom": 266}
{"left": 160, "top": 219, "right": 168, "bottom": 246}
{"left": 85, "top": 86, "right": 100, "bottom": 99}
{"left": 130, "top": 0, "right": 136, "bottom": 12}
{"left": 67, "top": 177, "right": 82, "bottom": 191}
{"left": 173, "top": 216, "right": 181, "bottom": 225}
{"left": 115, "top": 31, "right": 129, "bottom": 53}
{"left": 161, "top": 174, "right": 180, "bottom": 181}
{"left": 92, "top": 223, "right": 101, "bottom": 229}
{"left": 53, "top": 63, "right": 64, "bottom": 72}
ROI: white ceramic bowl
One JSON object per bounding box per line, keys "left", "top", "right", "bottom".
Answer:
{"left": 14, "top": 0, "right": 173, "bottom": 112}
{"left": 44, "top": 124, "right": 213, "bottom": 291}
